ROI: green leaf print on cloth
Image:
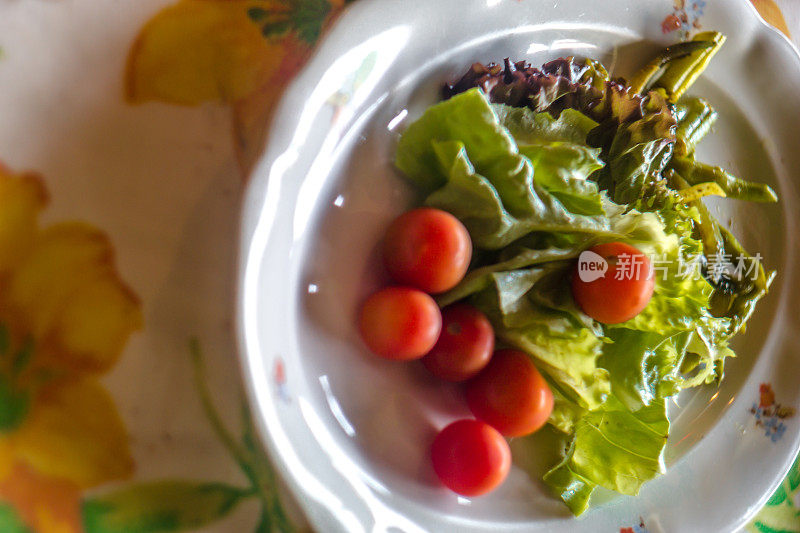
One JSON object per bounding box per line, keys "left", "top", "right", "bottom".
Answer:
{"left": 81, "top": 340, "right": 298, "bottom": 533}
{"left": 748, "top": 457, "right": 800, "bottom": 533}
{"left": 0, "top": 504, "right": 31, "bottom": 533}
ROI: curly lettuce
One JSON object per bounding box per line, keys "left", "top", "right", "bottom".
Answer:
{"left": 397, "top": 89, "right": 610, "bottom": 249}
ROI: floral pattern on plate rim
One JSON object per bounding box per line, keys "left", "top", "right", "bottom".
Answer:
{"left": 620, "top": 516, "right": 651, "bottom": 533}
{"left": 662, "top": 0, "right": 706, "bottom": 39}
{"left": 751, "top": 383, "right": 796, "bottom": 443}
{"left": 274, "top": 357, "right": 292, "bottom": 404}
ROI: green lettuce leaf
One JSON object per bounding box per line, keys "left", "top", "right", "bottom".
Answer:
{"left": 467, "top": 267, "right": 611, "bottom": 411}
{"left": 549, "top": 385, "right": 589, "bottom": 434}
{"left": 541, "top": 439, "right": 597, "bottom": 515}
{"left": 494, "top": 105, "right": 605, "bottom": 215}
{"left": 396, "top": 89, "right": 610, "bottom": 249}
{"left": 492, "top": 105, "right": 598, "bottom": 145}
{"left": 496, "top": 321, "right": 611, "bottom": 411}
{"left": 599, "top": 330, "right": 688, "bottom": 410}
{"left": 543, "top": 398, "right": 669, "bottom": 514}
{"left": 396, "top": 88, "right": 518, "bottom": 193}
{"left": 519, "top": 143, "right": 605, "bottom": 215}
{"left": 436, "top": 244, "right": 583, "bottom": 307}
{"left": 423, "top": 140, "right": 521, "bottom": 248}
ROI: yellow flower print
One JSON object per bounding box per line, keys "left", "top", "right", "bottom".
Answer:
{"left": 125, "top": 0, "right": 293, "bottom": 105}
{"left": 0, "top": 463, "right": 82, "bottom": 533}
{"left": 125, "top": 0, "right": 348, "bottom": 173}
{"left": 12, "top": 379, "right": 134, "bottom": 487}
{"left": 0, "top": 163, "right": 142, "bottom": 531}
{"left": 35, "top": 505, "right": 76, "bottom": 533}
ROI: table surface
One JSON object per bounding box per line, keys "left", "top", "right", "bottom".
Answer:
{"left": 0, "top": 1, "right": 797, "bottom": 532}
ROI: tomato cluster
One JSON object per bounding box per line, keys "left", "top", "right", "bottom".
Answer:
{"left": 358, "top": 208, "right": 554, "bottom": 497}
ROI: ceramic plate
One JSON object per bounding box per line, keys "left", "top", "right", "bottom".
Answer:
{"left": 236, "top": 0, "right": 800, "bottom": 530}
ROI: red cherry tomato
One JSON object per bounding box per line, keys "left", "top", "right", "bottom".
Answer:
{"left": 383, "top": 208, "right": 472, "bottom": 294}
{"left": 430, "top": 419, "right": 511, "bottom": 497}
{"left": 359, "top": 287, "right": 442, "bottom": 360}
{"left": 422, "top": 304, "right": 494, "bottom": 382}
{"left": 465, "top": 350, "right": 554, "bottom": 437}
{"left": 571, "top": 242, "right": 655, "bottom": 324}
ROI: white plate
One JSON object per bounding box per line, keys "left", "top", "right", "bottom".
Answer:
{"left": 236, "top": 1, "right": 800, "bottom": 531}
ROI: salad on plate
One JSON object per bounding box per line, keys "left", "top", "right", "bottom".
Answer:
{"left": 356, "top": 32, "right": 778, "bottom": 515}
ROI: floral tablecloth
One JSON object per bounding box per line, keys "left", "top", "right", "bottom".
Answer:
{"left": 0, "top": 0, "right": 796, "bottom": 532}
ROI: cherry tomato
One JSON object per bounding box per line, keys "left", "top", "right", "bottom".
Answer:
{"left": 359, "top": 287, "right": 442, "bottom": 360}
{"left": 430, "top": 419, "right": 511, "bottom": 497}
{"left": 571, "top": 241, "right": 655, "bottom": 324}
{"left": 383, "top": 208, "right": 472, "bottom": 294}
{"left": 422, "top": 304, "right": 494, "bottom": 382}
{"left": 465, "top": 350, "right": 554, "bottom": 437}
